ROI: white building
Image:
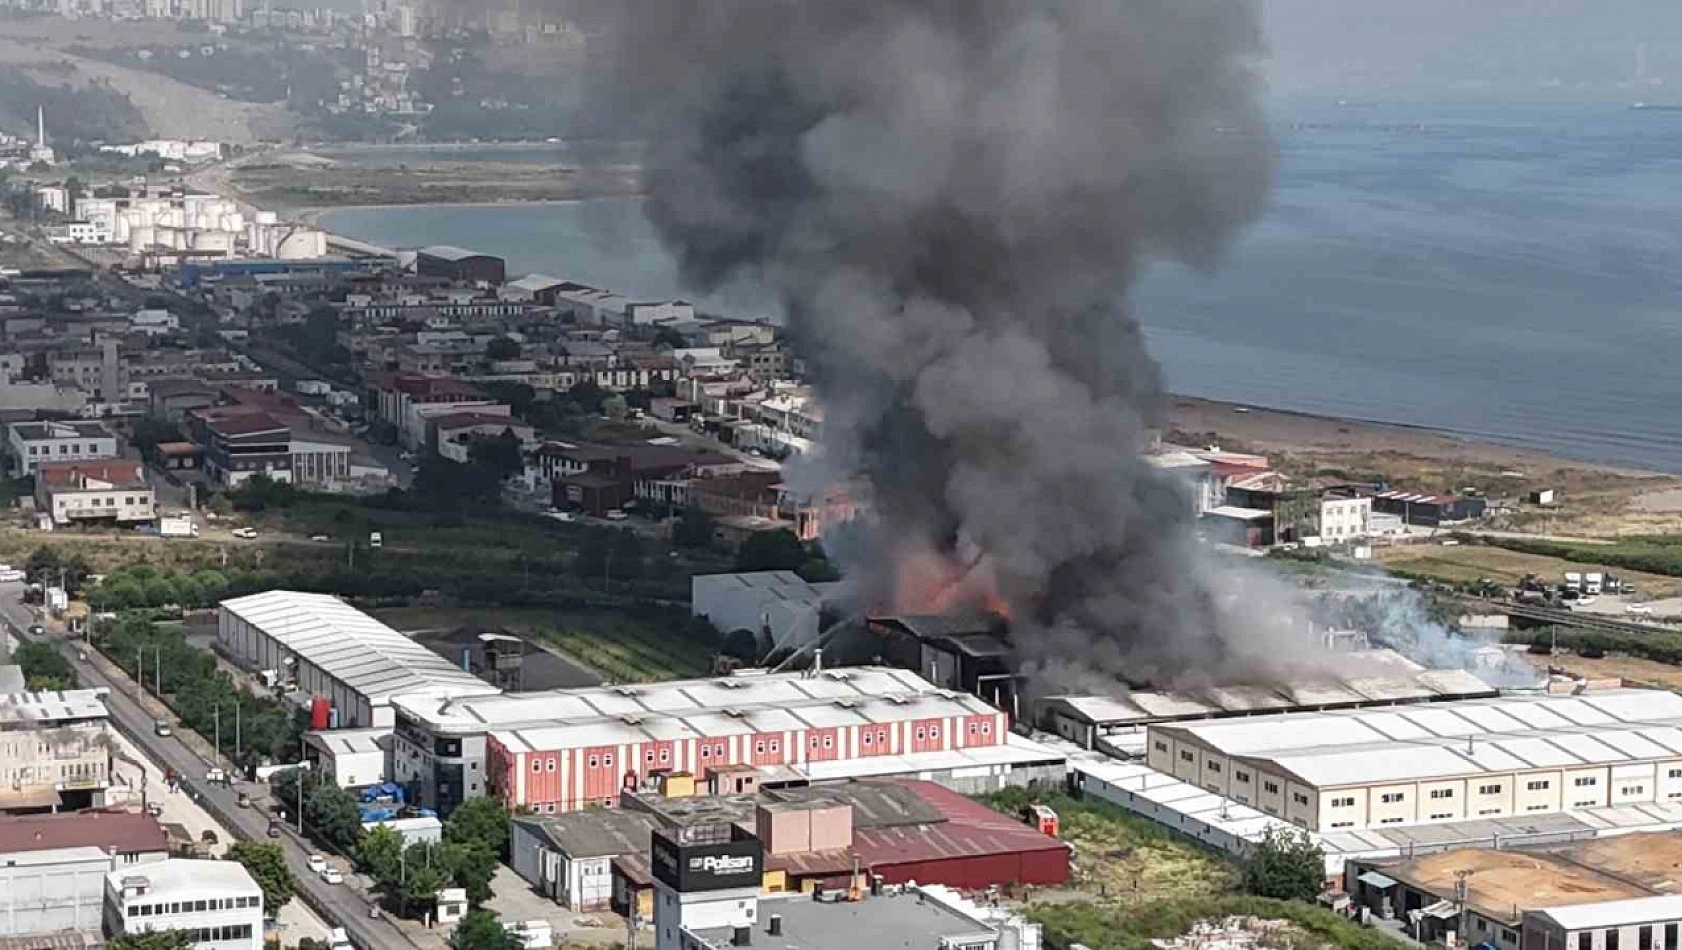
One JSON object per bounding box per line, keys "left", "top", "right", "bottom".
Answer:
{"left": 0, "top": 689, "right": 114, "bottom": 811}
{"left": 35, "top": 459, "right": 156, "bottom": 527}
{"left": 130, "top": 310, "right": 180, "bottom": 337}
{"left": 104, "top": 860, "right": 263, "bottom": 950}
{"left": 6, "top": 421, "right": 119, "bottom": 476}
{"left": 624, "top": 301, "right": 694, "bottom": 326}
{"left": 33, "top": 185, "right": 68, "bottom": 214}
{"left": 690, "top": 571, "right": 837, "bottom": 654}
{"left": 216, "top": 591, "right": 495, "bottom": 730}
{"left": 1319, "top": 495, "right": 1372, "bottom": 542}
{"left": 1145, "top": 688, "right": 1682, "bottom": 835}
{"left": 1524, "top": 895, "right": 1682, "bottom": 950}
{"left": 1, "top": 846, "right": 112, "bottom": 935}
{"left": 510, "top": 810, "right": 657, "bottom": 911}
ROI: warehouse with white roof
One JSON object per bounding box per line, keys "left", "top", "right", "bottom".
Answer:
{"left": 217, "top": 591, "right": 495, "bottom": 730}
{"left": 1144, "top": 688, "right": 1682, "bottom": 835}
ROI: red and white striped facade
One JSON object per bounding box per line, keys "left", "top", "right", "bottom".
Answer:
{"left": 487, "top": 690, "right": 1008, "bottom": 813}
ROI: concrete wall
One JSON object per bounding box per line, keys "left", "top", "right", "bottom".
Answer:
{"left": 0, "top": 849, "right": 110, "bottom": 935}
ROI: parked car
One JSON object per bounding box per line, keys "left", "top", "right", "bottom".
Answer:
{"left": 0, "top": 569, "right": 25, "bottom": 582}
{"left": 307, "top": 855, "right": 327, "bottom": 874}
{"left": 605, "top": 510, "right": 629, "bottom": 521}
{"left": 320, "top": 867, "right": 343, "bottom": 885}
{"left": 153, "top": 720, "right": 172, "bottom": 737}
{"left": 310, "top": 534, "right": 330, "bottom": 542}
{"left": 205, "top": 768, "right": 227, "bottom": 784}
{"left": 266, "top": 822, "right": 281, "bottom": 839}
{"left": 231, "top": 527, "right": 257, "bottom": 540}
{"left": 1627, "top": 603, "right": 1654, "bottom": 614}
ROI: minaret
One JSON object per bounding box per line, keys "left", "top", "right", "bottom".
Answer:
{"left": 36, "top": 105, "right": 44, "bottom": 149}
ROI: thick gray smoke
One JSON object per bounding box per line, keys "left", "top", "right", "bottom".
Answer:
{"left": 595, "top": 0, "right": 1277, "bottom": 690}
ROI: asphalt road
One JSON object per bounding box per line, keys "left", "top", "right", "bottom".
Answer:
{"left": 3, "top": 586, "right": 425, "bottom": 950}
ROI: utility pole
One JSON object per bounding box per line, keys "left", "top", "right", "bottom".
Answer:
{"left": 214, "top": 704, "right": 220, "bottom": 758}
{"left": 154, "top": 645, "right": 161, "bottom": 695}
{"left": 135, "top": 649, "right": 143, "bottom": 692}
{"left": 234, "top": 699, "right": 241, "bottom": 762}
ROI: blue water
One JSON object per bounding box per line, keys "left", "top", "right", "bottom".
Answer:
{"left": 321, "top": 101, "right": 1682, "bottom": 473}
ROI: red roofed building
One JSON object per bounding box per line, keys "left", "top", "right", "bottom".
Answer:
{"left": 34, "top": 460, "right": 155, "bottom": 526}
{"left": 186, "top": 407, "right": 292, "bottom": 488}
{"left": 366, "top": 372, "right": 496, "bottom": 450}
{"left": 0, "top": 810, "right": 170, "bottom": 863}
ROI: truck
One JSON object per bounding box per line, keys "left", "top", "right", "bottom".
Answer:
{"left": 1585, "top": 572, "right": 1604, "bottom": 595}
{"left": 159, "top": 516, "right": 199, "bottom": 539}
{"left": 1564, "top": 572, "right": 1583, "bottom": 592}
{"left": 327, "top": 928, "right": 354, "bottom": 950}
{"left": 369, "top": 531, "right": 382, "bottom": 549}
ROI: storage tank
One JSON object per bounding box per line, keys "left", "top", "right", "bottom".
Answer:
{"left": 310, "top": 696, "right": 330, "bottom": 730}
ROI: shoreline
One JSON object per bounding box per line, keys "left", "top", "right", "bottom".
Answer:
{"left": 189, "top": 171, "right": 1676, "bottom": 492}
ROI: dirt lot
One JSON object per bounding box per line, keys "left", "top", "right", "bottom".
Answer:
{"left": 1168, "top": 396, "right": 1682, "bottom": 538}
{"left": 1525, "top": 652, "right": 1682, "bottom": 692}
{"left": 1376, "top": 542, "right": 1682, "bottom": 598}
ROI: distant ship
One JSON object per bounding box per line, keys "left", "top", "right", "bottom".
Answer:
{"left": 1630, "top": 102, "right": 1682, "bottom": 112}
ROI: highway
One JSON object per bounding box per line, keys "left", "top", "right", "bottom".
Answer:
{"left": 3, "top": 585, "right": 428, "bottom": 950}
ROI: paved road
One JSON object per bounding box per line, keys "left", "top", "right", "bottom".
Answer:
{"left": 2, "top": 587, "right": 426, "bottom": 950}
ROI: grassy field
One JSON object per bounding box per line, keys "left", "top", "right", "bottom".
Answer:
{"left": 1028, "top": 895, "right": 1399, "bottom": 950}
{"left": 976, "top": 788, "right": 1237, "bottom": 901}
{"left": 1377, "top": 542, "right": 1682, "bottom": 597}
{"left": 372, "top": 606, "right": 715, "bottom": 683}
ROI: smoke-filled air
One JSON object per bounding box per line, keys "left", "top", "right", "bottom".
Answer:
{"left": 594, "top": 0, "right": 1298, "bottom": 691}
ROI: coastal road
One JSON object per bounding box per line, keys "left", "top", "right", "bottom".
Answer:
{"left": 3, "top": 587, "right": 432, "bottom": 950}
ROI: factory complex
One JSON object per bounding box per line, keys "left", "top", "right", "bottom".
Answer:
{"left": 215, "top": 591, "right": 1064, "bottom": 818}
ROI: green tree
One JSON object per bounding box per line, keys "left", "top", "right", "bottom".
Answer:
{"left": 449, "top": 909, "right": 522, "bottom": 950}
{"left": 1243, "top": 826, "right": 1325, "bottom": 902}
{"left": 306, "top": 781, "right": 364, "bottom": 852}
{"left": 467, "top": 429, "right": 524, "bottom": 480}
{"left": 191, "top": 569, "right": 230, "bottom": 601}
{"left": 720, "top": 628, "right": 761, "bottom": 663}
{"left": 14, "top": 641, "right": 74, "bottom": 690}
{"left": 652, "top": 326, "right": 687, "bottom": 349}
{"left": 142, "top": 575, "right": 178, "bottom": 608}
{"left": 601, "top": 393, "right": 628, "bottom": 422}
{"left": 95, "top": 578, "right": 145, "bottom": 611}
{"left": 26, "top": 546, "right": 91, "bottom": 591}
{"left": 444, "top": 796, "right": 510, "bottom": 855}
{"left": 735, "top": 529, "right": 807, "bottom": 573}
{"left": 672, "top": 506, "right": 716, "bottom": 549}
{"left": 173, "top": 575, "right": 206, "bottom": 609}
{"left": 399, "top": 847, "right": 450, "bottom": 919}
{"left": 356, "top": 823, "right": 404, "bottom": 882}
{"left": 110, "top": 931, "right": 194, "bottom": 950}
{"left": 441, "top": 840, "right": 498, "bottom": 904}
{"left": 227, "top": 842, "right": 298, "bottom": 915}
{"left": 485, "top": 336, "right": 521, "bottom": 360}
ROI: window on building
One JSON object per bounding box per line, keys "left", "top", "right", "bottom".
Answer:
{"left": 916, "top": 728, "right": 926, "bottom": 741}
{"left": 1293, "top": 792, "right": 1309, "bottom": 806}
{"left": 603, "top": 754, "right": 613, "bottom": 767}
{"left": 1331, "top": 797, "right": 1355, "bottom": 808}
{"left": 769, "top": 741, "right": 778, "bottom": 753}
{"left": 755, "top": 741, "right": 766, "bottom": 755}
{"left": 660, "top": 750, "right": 670, "bottom": 763}
{"left": 1611, "top": 929, "right": 1623, "bottom": 950}
{"left": 1331, "top": 821, "right": 1354, "bottom": 829}
{"left": 1479, "top": 784, "right": 1503, "bottom": 795}
{"left": 1528, "top": 780, "right": 1551, "bottom": 791}
{"left": 1381, "top": 792, "right": 1404, "bottom": 804}
{"left": 1663, "top": 922, "right": 1677, "bottom": 950}
{"left": 1623, "top": 785, "right": 1647, "bottom": 797}
{"left": 981, "top": 722, "right": 991, "bottom": 734}
{"left": 546, "top": 759, "right": 555, "bottom": 772}
{"left": 1154, "top": 740, "right": 1168, "bottom": 752}
{"left": 1430, "top": 789, "right": 1455, "bottom": 800}
{"left": 1265, "top": 781, "right": 1280, "bottom": 794}
{"left": 1180, "top": 750, "right": 1194, "bottom": 762}
{"left": 1641, "top": 926, "right": 1654, "bottom": 950}
{"left": 1429, "top": 812, "right": 1453, "bottom": 820}
{"left": 1574, "top": 776, "right": 1597, "bottom": 787}
{"left": 863, "top": 733, "right": 873, "bottom": 747}
{"left": 589, "top": 756, "right": 599, "bottom": 768}
{"left": 1208, "top": 761, "right": 1222, "bottom": 773}
{"left": 928, "top": 727, "right": 938, "bottom": 739}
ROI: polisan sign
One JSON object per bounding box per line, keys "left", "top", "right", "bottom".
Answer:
{"left": 652, "top": 832, "right": 764, "bottom": 892}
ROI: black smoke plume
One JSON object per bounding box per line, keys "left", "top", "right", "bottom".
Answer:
{"left": 593, "top": 0, "right": 1281, "bottom": 690}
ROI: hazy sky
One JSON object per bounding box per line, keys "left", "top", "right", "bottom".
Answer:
{"left": 1262, "top": 0, "right": 1682, "bottom": 97}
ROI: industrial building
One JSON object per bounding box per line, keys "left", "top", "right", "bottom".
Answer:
{"left": 217, "top": 591, "right": 495, "bottom": 731}
{"left": 867, "top": 615, "right": 1018, "bottom": 713}
{"left": 690, "top": 572, "right": 838, "bottom": 655}
{"left": 1144, "top": 688, "right": 1682, "bottom": 835}
{"left": 479, "top": 669, "right": 1058, "bottom": 814}
{"left": 1346, "top": 831, "right": 1682, "bottom": 950}
{"left": 512, "top": 779, "right": 1070, "bottom": 912}
{"left": 0, "top": 812, "right": 169, "bottom": 937}
{"left": 1040, "top": 656, "right": 1497, "bottom": 753}
{"left": 415, "top": 245, "right": 506, "bottom": 285}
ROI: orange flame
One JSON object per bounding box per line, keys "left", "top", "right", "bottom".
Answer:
{"left": 890, "top": 545, "right": 1013, "bottom": 619}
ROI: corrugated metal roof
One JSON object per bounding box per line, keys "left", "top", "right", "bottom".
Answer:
{"left": 220, "top": 591, "right": 493, "bottom": 703}
{"left": 1533, "top": 895, "right": 1682, "bottom": 932}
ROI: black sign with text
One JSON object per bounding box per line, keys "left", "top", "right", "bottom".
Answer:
{"left": 651, "top": 832, "right": 763, "bottom": 892}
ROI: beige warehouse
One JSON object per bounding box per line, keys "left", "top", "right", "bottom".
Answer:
{"left": 1146, "top": 689, "right": 1682, "bottom": 834}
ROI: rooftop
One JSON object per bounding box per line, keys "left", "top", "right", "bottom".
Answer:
{"left": 1531, "top": 895, "right": 1682, "bottom": 932}
{"left": 37, "top": 460, "right": 147, "bottom": 491}
{"left": 1365, "top": 848, "right": 1648, "bottom": 926}
{"left": 418, "top": 245, "right": 501, "bottom": 263}
{"left": 0, "top": 810, "right": 167, "bottom": 856}
{"left": 0, "top": 688, "right": 109, "bottom": 725}
{"left": 399, "top": 666, "right": 940, "bottom": 732}
{"left": 11, "top": 421, "right": 112, "bottom": 442}
{"left": 513, "top": 810, "right": 658, "bottom": 859}
{"left": 106, "top": 858, "right": 260, "bottom": 900}
{"left": 1153, "top": 688, "right": 1682, "bottom": 788}
{"left": 219, "top": 591, "right": 495, "bottom": 704}
{"left": 686, "top": 888, "right": 999, "bottom": 950}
